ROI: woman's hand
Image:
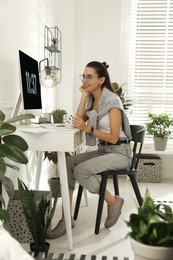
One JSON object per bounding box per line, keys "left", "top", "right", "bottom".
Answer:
{"left": 79, "top": 85, "right": 89, "bottom": 96}
{"left": 74, "top": 116, "right": 89, "bottom": 132}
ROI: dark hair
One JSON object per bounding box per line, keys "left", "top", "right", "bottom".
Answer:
{"left": 86, "top": 61, "right": 114, "bottom": 92}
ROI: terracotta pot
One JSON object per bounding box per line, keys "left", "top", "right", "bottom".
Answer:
{"left": 130, "top": 238, "right": 173, "bottom": 260}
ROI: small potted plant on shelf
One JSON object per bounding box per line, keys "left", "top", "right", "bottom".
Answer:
{"left": 18, "top": 178, "right": 58, "bottom": 257}
{"left": 146, "top": 112, "right": 173, "bottom": 151}
{"left": 51, "top": 108, "right": 67, "bottom": 123}
{"left": 51, "top": 37, "right": 58, "bottom": 45}
{"left": 126, "top": 189, "right": 173, "bottom": 260}
{"left": 50, "top": 37, "right": 59, "bottom": 51}
{"left": 0, "top": 110, "right": 34, "bottom": 224}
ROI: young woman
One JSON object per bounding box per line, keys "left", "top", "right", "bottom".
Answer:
{"left": 47, "top": 61, "right": 132, "bottom": 239}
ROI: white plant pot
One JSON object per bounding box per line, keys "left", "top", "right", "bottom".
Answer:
{"left": 154, "top": 137, "right": 168, "bottom": 151}
{"left": 131, "top": 238, "right": 173, "bottom": 260}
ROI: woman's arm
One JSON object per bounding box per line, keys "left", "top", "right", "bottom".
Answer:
{"left": 74, "top": 108, "right": 122, "bottom": 144}
{"left": 91, "top": 108, "right": 121, "bottom": 144}
{"left": 75, "top": 85, "right": 89, "bottom": 122}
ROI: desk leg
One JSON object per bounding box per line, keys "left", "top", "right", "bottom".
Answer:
{"left": 58, "top": 151, "right": 73, "bottom": 250}
{"left": 35, "top": 151, "right": 43, "bottom": 190}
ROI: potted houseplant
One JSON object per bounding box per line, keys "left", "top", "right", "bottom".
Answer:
{"left": 44, "top": 151, "right": 72, "bottom": 198}
{"left": 126, "top": 189, "right": 173, "bottom": 260}
{"left": 51, "top": 37, "right": 58, "bottom": 45}
{"left": 146, "top": 112, "right": 173, "bottom": 151}
{"left": 111, "top": 82, "right": 133, "bottom": 111}
{"left": 49, "top": 37, "right": 59, "bottom": 52}
{"left": 51, "top": 37, "right": 58, "bottom": 48}
{"left": 0, "top": 110, "right": 34, "bottom": 223}
{"left": 44, "top": 151, "right": 61, "bottom": 198}
{"left": 18, "top": 178, "right": 58, "bottom": 257}
{"left": 51, "top": 108, "right": 67, "bottom": 123}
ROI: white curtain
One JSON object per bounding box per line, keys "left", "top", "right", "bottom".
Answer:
{"left": 127, "top": 0, "right": 173, "bottom": 131}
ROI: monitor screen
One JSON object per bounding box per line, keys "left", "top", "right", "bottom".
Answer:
{"left": 19, "top": 50, "right": 42, "bottom": 117}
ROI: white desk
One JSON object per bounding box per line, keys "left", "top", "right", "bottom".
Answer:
{"left": 17, "top": 125, "right": 83, "bottom": 250}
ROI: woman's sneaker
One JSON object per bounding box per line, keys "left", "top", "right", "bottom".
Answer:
{"left": 104, "top": 196, "right": 124, "bottom": 228}
{"left": 47, "top": 219, "right": 75, "bottom": 239}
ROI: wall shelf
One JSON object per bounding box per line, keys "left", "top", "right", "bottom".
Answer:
{"left": 44, "top": 26, "right": 62, "bottom": 82}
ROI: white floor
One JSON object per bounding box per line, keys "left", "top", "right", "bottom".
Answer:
{"left": 22, "top": 177, "right": 173, "bottom": 260}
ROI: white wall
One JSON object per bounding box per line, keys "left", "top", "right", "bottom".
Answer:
{"left": 73, "top": 0, "right": 129, "bottom": 112}
{"left": 0, "top": 0, "right": 127, "bottom": 115}
{"left": 0, "top": 0, "right": 75, "bottom": 117}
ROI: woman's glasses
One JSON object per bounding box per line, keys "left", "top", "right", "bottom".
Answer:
{"left": 79, "top": 74, "right": 98, "bottom": 81}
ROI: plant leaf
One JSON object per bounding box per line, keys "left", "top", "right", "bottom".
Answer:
{"left": 0, "top": 129, "right": 14, "bottom": 137}
{"left": 2, "top": 134, "right": 28, "bottom": 151}
{"left": 0, "top": 158, "right": 6, "bottom": 173}
{"left": 4, "top": 113, "right": 35, "bottom": 124}
{"left": 0, "top": 175, "right": 15, "bottom": 199}
{"left": 0, "top": 144, "right": 28, "bottom": 164}
{"left": 0, "top": 209, "right": 10, "bottom": 222}
{"left": 0, "top": 111, "right": 5, "bottom": 121}
{"left": 1, "top": 123, "right": 16, "bottom": 131}
{"left": 126, "top": 189, "right": 173, "bottom": 246}
{"left": 0, "top": 159, "right": 19, "bottom": 172}
{"left": 0, "top": 193, "right": 6, "bottom": 207}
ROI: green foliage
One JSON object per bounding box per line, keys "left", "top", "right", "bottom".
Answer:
{"left": 146, "top": 112, "right": 173, "bottom": 139}
{"left": 111, "top": 82, "right": 133, "bottom": 110}
{"left": 44, "top": 151, "right": 71, "bottom": 164}
{"left": 51, "top": 37, "right": 58, "bottom": 45}
{"left": 51, "top": 109, "right": 67, "bottom": 123}
{"left": 44, "top": 151, "right": 58, "bottom": 164}
{"left": 18, "top": 179, "right": 58, "bottom": 248}
{"left": 126, "top": 189, "right": 173, "bottom": 247}
{"left": 0, "top": 110, "right": 35, "bottom": 222}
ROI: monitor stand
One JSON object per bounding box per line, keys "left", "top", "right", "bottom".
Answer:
{"left": 11, "top": 93, "right": 44, "bottom": 123}
{"left": 11, "top": 93, "right": 22, "bottom": 117}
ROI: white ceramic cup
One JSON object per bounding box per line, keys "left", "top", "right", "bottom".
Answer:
{"left": 63, "top": 114, "right": 74, "bottom": 129}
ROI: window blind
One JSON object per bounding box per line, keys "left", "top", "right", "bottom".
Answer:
{"left": 128, "top": 0, "right": 173, "bottom": 130}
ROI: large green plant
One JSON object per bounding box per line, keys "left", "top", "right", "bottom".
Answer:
{"left": 126, "top": 189, "right": 173, "bottom": 247}
{"left": 0, "top": 110, "right": 35, "bottom": 222}
{"left": 111, "top": 82, "right": 133, "bottom": 110}
{"left": 18, "top": 179, "right": 58, "bottom": 249}
{"left": 146, "top": 112, "right": 173, "bottom": 139}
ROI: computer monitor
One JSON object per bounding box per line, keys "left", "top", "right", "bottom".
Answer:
{"left": 18, "top": 50, "right": 42, "bottom": 117}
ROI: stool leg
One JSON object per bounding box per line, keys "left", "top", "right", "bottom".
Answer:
{"left": 74, "top": 185, "right": 83, "bottom": 220}
{"left": 95, "top": 175, "right": 108, "bottom": 234}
